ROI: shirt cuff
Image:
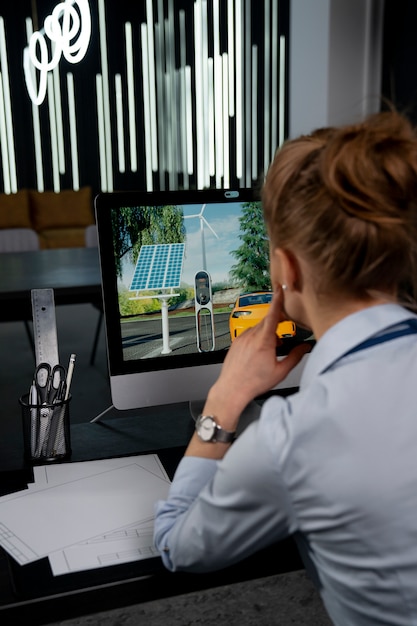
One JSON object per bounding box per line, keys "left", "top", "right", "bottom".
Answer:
{"left": 169, "top": 456, "right": 218, "bottom": 497}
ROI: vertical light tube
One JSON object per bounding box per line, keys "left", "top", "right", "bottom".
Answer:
{"left": 125, "top": 23, "right": 137, "bottom": 173}
{"left": 156, "top": 1, "right": 166, "bottom": 188}
{"left": 164, "top": 19, "right": 173, "bottom": 186}
{"left": 98, "top": 0, "right": 113, "bottom": 191}
{"left": 146, "top": 0, "right": 158, "bottom": 171}
{"left": 180, "top": 67, "right": 189, "bottom": 189}
{"left": 185, "top": 65, "right": 194, "bottom": 176}
{"left": 252, "top": 45, "right": 258, "bottom": 180}
{"left": 279, "top": 35, "right": 286, "bottom": 148}
{"left": 155, "top": 21, "right": 165, "bottom": 189}
{"left": 52, "top": 54, "right": 65, "bottom": 175}
{"left": 47, "top": 73, "right": 60, "bottom": 192}
{"left": 214, "top": 55, "right": 224, "bottom": 188}
{"left": 25, "top": 18, "right": 44, "bottom": 192}
{"left": 222, "top": 53, "right": 229, "bottom": 189}
{"left": 67, "top": 73, "right": 80, "bottom": 190}
{"left": 32, "top": 110, "right": 44, "bottom": 191}
{"left": 141, "top": 23, "right": 153, "bottom": 191}
{"left": 96, "top": 74, "right": 107, "bottom": 191}
{"left": 166, "top": 2, "right": 177, "bottom": 189}
{"left": 245, "top": 0, "right": 251, "bottom": 186}
{"left": 194, "top": 1, "right": 204, "bottom": 189}
{"left": 208, "top": 58, "right": 215, "bottom": 178}
{"left": 0, "top": 17, "right": 17, "bottom": 192}
{"left": 115, "top": 74, "right": 125, "bottom": 174}
{"left": 179, "top": 10, "right": 189, "bottom": 188}
{"left": 227, "top": 0, "right": 235, "bottom": 117}
{"left": 174, "top": 68, "right": 181, "bottom": 181}
{"left": 263, "top": 0, "right": 271, "bottom": 173}
{"left": 32, "top": 106, "right": 44, "bottom": 192}
{"left": 235, "top": 0, "right": 243, "bottom": 181}
{"left": 0, "top": 75, "right": 11, "bottom": 194}
{"left": 201, "top": 0, "right": 210, "bottom": 188}
{"left": 213, "top": 0, "right": 223, "bottom": 187}
{"left": 271, "top": 0, "right": 279, "bottom": 157}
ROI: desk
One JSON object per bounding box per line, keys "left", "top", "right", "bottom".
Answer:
{"left": 0, "top": 251, "right": 307, "bottom": 624}
{"left": 0, "top": 247, "right": 102, "bottom": 322}
{"left": 0, "top": 409, "right": 304, "bottom": 625}
{"left": 0, "top": 247, "right": 103, "bottom": 363}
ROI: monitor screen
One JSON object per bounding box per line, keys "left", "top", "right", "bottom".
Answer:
{"left": 95, "top": 188, "right": 310, "bottom": 412}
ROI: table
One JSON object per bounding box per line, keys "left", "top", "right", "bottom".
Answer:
{"left": 0, "top": 249, "right": 305, "bottom": 624}
{"left": 0, "top": 247, "right": 102, "bottom": 321}
{"left": 0, "top": 247, "right": 103, "bottom": 363}
{"left": 0, "top": 410, "right": 304, "bottom": 625}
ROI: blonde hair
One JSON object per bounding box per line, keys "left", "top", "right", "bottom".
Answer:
{"left": 262, "top": 111, "right": 417, "bottom": 304}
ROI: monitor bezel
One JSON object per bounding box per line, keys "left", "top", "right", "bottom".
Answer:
{"left": 95, "top": 187, "right": 311, "bottom": 410}
{"left": 95, "top": 187, "right": 262, "bottom": 379}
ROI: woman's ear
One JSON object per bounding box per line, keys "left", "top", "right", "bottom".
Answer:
{"left": 274, "top": 248, "right": 302, "bottom": 292}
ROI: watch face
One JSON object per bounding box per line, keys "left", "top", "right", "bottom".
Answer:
{"left": 197, "top": 416, "right": 216, "bottom": 442}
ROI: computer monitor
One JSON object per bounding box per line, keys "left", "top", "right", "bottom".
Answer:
{"left": 94, "top": 188, "right": 309, "bottom": 413}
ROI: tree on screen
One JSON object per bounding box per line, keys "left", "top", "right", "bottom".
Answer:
{"left": 229, "top": 201, "right": 271, "bottom": 292}
{"left": 111, "top": 205, "right": 186, "bottom": 277}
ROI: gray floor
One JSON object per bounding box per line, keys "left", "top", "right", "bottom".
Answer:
{"left": 46, "top": 570, "right": 332, "bottom": 626}
{"left": 0, "top": 304, "right": 331, "bottom": 625}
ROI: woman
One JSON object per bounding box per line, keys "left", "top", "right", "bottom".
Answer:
{"left": 154, "top": 110, "right": 417, "bottom": 625}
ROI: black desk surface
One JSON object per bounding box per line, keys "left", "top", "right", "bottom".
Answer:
{"left": 0, "top": 407, "right": 303, "bottom": 625}
{"left": 0, "top": 247, "right": 102, "bottom": 321}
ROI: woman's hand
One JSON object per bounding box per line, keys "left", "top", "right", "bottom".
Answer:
{"left": 202, "top": 286, "right": 311, "bottom": 427}
{"left": 185, "top": 286, "right": 311, "bottom": 459}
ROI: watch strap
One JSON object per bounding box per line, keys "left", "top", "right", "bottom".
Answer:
{"left": 214, "top": 426, "right": 236, "bottom": 443}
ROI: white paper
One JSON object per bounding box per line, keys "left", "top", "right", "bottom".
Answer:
{"left": 0, "top": 455, "right": 171, "bottom": 568}
{"left": 32, "top": 455, "right": 170, "bottom": 488}
{"left": 48, "top": 517, "right": 158, "bottom": 575}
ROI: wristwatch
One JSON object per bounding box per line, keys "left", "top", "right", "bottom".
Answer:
{"left": 195, "top": 414, "right": 236, "bottom": 443}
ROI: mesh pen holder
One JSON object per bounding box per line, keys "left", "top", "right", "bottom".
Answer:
{"left": 19, "top": 393, "right": 72, "bottom": 463}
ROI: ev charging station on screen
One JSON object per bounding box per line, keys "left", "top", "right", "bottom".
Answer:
{"left": 111, "top": 200, "right": 262, "bottom": 361}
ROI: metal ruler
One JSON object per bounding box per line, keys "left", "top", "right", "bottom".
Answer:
{"left": 31, "top": 289, "right": 60, "bottom": 372}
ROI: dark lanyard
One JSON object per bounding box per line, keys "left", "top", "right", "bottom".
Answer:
{"left": 343, "top": 318, "right": 417, "bottom": 359}
{"left": 320, "top": 318, "right": 417, "bottom": 375}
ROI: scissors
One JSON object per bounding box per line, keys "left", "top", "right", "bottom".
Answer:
{"left": 35, "top": 363, "right": 66, "bottom": 405}
{"left": 33, "top": 363, "right": 66, "bottom": 457}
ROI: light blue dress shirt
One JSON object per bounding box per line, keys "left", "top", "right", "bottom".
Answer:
{"left": 154, "top": 304, "right": 417, "bottom": 626}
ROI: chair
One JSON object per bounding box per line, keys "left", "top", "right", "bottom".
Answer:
{"left": 85, "top": 225, "right": 103, "bottom": 365}
{"left": 0, "top": 228, "right": 40, "bottom": 355}
{"left": 84, "top": 224, "right": 98, "bottom": 248}
{"left": 0, "top": 228, "right": 39, "bottom": 252}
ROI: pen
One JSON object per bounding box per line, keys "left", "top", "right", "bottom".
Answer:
{"left": 30, "top": 381, "right": 38, "bottom": 457}
{"left": 64, "top": 353, "right": 76, "bottom": 400}
{"left": 51, "top": 353, "right": 76, "bottom": 456}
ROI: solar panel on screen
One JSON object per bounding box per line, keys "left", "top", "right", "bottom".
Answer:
{"left": 129, "top": 243, "right": 185, "bottom": 291}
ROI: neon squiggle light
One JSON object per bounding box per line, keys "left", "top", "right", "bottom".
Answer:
{"left": 23, "top": 0, "right": 91, "bottom": 105}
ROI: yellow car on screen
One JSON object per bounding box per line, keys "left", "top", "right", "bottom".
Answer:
{"left": 229, "top": 292, "right": 296, "bottom": 341}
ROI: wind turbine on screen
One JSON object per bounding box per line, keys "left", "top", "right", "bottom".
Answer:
{"left": 184, "top": 204, "right": 219, "bottom": 270}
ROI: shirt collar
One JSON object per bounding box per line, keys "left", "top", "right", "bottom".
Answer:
{"left": 300, "top": 303, "right": 417, "bottom": 388}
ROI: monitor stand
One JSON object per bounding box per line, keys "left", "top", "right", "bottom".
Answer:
{"left": 90, "top": 399, "right": 262, "bottom": 434}
{"left": 90, "top": 404, "right": 115, "bottom": 423}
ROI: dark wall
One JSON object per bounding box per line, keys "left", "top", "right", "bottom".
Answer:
{"left": 0, "top": 1, "right": 289, "bottom": 195}
{"left": 382, "top": 0, "right": 417, "bottom": 122}
{"left": 5, "top": 0, "right": 414, "bottom": 196}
